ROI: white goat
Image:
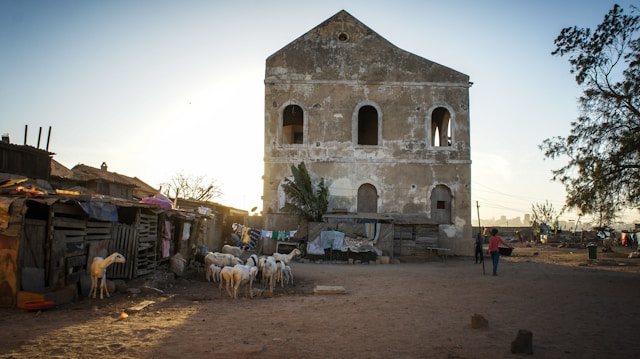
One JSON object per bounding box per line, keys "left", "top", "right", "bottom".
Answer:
{"left": 258, "top": 255, "right": 268, "bottom": 270}
{"left": 262, "top": 256, "right": 277, "bottom": 293}
{"left": 206, "top": 264, "right": 222, "bottom": 282}
{"left": 222, "top": 244, "right": 246, "bottom": 258}
{"left": 274, "top": 261, "right": 285, "bottom": 287}
{"left": 255, "top": 255, "right": 270, "bottom": 284}
{"left": 272, "top": 248, "right": 301, "bottom": 265}
{"left": 232, "top": 264, "right": 258, "bottom": 299}
{"left": 219, "top": 266, "right": 234, "bottom": 298}
{"left": 89, "top": 252, "right": 126, "bottom": 299}
{"left": 281, "top": 264, "right": 294, "bottom": 285}
{"left": 205, "top": 252, "right": 243, "bottom": 268}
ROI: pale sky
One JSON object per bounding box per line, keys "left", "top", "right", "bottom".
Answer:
{"left": 1, "top": 0, "right": 636, "bottom": 224}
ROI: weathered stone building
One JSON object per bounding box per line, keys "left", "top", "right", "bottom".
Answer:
{"left": 262, "top": 10, "right": 472, "bottom": 255}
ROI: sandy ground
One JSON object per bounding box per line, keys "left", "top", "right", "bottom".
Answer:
{"left": 1, "top": 244, "right": 639, "bottom": 359}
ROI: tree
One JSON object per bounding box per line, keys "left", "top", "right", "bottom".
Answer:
{"left": 280, "top": 162, "right": 328, "bottom": 222}
{"left": 530, "top": 201, "right": 564, "bottom": 233}
{"left": 540, "top": 4, "right": 640, "bottom": 226}
{"left": 161, "top": 172, "right": 222, "bottom": 202}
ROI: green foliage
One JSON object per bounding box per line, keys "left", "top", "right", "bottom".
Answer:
{"left": 280, "top": 162, "right": 328, "bottom": 222}
{"left": 540, "top": 4, "right": 640, "bottom": 226}
{"left": 530, "top": 201, "right": 564, "bottom": 231}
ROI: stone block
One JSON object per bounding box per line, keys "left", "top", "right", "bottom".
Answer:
{"left": 511, "top": 329, "right": 533, "bottom": 354}
{"left": 314, "top": 285, "right": 346, "bottom": 295}
{"left": 471, "top": 313, "right": 488, "bottom": 329}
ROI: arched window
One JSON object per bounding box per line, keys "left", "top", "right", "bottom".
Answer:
{"left": 282, "top": 104, "right": 304, "bottom": 144}
{"left": 430, "top": 185, "right": 452, "bottom": 224}
{"left": 357, "top": 183, "right": 378, "bottom": 213}
{"left": 357, "top": 105, "right": 379, "bottom": 145}
{"left": 431, "top": 107, "right": 452, "bottom": 147}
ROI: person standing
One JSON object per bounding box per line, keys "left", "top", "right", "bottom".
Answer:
{"left": 488, "top": 228, "right": 512, "bottom": 276}
{"left": 474, "top": 231, "right": 484, "bottom": 264}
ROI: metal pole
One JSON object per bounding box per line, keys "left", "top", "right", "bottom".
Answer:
{"left": 37, "top": 127, "right": 42, "bottom": 149}
{"left": 477, "top": 201, "right": 485, "bottom": 275}
{"left": 46, "top": 126, "right": 52, "bottom": 151}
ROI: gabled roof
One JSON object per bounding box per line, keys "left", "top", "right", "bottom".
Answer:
{"left": 70, "top": 164, "right": 135, "bottom": 187}
{"left": 51, "top": 161, "right": 157, "bottom": 195}
{"left": 50, "top": 159, "right": 74, "bottom": 179}
{"left": 266, "top": 9, "right": 469, "bottom": 84}
{"left": 119, "top": 174, "right": 159, "bottom": 199}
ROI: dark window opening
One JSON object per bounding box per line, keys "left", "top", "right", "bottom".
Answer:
{"left": 436, "top": 200, "right": 446, "bottom": 209}
{"left": 283, "top": 104, "right": 304, "bottom": 144}
{"left": 358, "top": 105, "right": 378, "bottom": 145}
{"left": 431, "top": 107, "right": 451, "bottom": 147}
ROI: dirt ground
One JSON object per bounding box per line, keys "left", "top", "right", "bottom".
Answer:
{"left": 1, "top": 244, "right": 640, "bottom": 359}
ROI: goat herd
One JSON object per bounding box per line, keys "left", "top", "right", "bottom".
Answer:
{"left": 194, "top": 244, "right": 302, "bottom": 300}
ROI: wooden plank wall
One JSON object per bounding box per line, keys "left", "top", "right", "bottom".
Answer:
{"left": 376, "top": 225, "right": 394, "bottom": 256}
{"left": 136, "top": 211, "right": 158, "bottom": 276}
{"left": 393, "top": 225, "right": 414, "bottom": 257}
{"left": 85, "top": 221, "right": 113, "bottom": 278}
{"left": 415, "top": 225, "right": 438, "bottom": 255}
{"left": 20, "top": 219, "right": 47, "bottom": 292}
{"left": 50, "top": 202, "right": 87, "bottom": 288}
{"left": 109, "top": 223, "right": 136, "bottom": 279}
{"left": 86, "top": 220, "right": 112, "bottom": 241}
{"left": 22, "top": 200, "right": 195, "bottom": 298}
{"left": 393, "top": 224, "right": 438, "bottom": 258}
{"left": 21, "top": 219, "right": 46, "bottom": 269}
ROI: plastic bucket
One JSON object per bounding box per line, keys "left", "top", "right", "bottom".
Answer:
{"left": 587, "top": 244, "right": 598, "bottom": 260}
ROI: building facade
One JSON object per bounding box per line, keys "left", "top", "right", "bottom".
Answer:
{"left": 262, "top": 10, "right": 472, "bottom": 253}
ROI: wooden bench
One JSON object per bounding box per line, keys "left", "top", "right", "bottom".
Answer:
{"left": 427, "top": 247, "right": 451, "bottom": 262}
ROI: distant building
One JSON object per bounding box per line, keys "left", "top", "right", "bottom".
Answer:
{"left": 49, "top": 161, "right": 158, "bottom": 200}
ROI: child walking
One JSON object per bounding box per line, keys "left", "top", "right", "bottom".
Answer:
{"left": 487, "top": 228, "right": 512, "bottom": 276}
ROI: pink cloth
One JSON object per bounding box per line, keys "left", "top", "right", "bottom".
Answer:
{"left": 140, "top": 196, "right": 173, "bottom": 210}
{"left": 488, "top": 235, "right": 511, "bottom": 252}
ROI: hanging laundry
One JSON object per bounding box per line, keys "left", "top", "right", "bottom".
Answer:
{"left": 182, "top": 222, "right": 191, "bottom": 241}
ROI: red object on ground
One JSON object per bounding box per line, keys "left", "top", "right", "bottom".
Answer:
{"left": 23, "top": 300, "right": 54, "bottom": 311}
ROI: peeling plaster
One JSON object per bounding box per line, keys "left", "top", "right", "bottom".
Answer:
{"left": 454, "top": 216, "right": 467, "bottom": 229}
{"left": 441, "top": 224, "right": 459, "bottom": 239}
{"left": 329, "top": 178, "right": 353, "bottom": 197}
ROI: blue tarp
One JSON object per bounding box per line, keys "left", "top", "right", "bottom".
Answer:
{"left": 77, "top": 201, "right": 118, "bottom": 222}
{"left": 320, "top": 230, "right": 345, "bottom": 250}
